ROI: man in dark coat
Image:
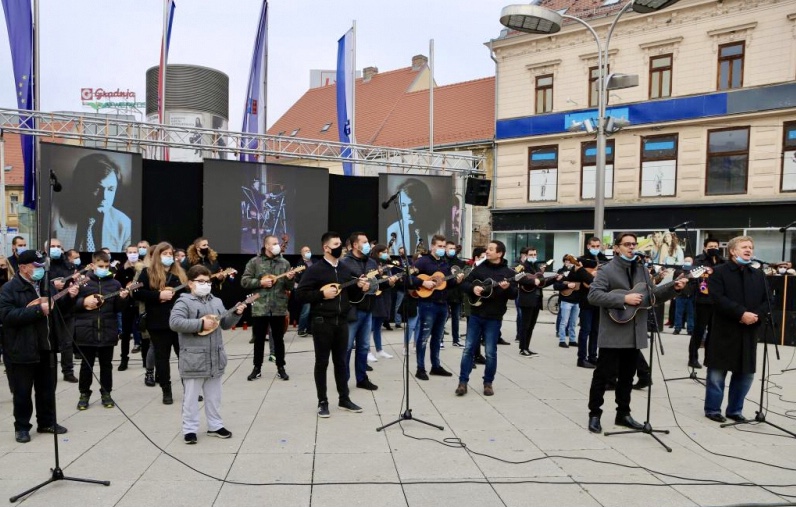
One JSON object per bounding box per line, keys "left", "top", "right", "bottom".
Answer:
{"left": 689, "top": 238, "right": 725, "bottom": 368}
{"left": 704, "top": 236, "right": 768, "bottom": 423}
{"left": 570, "top": 237, "right": 610, "bottom": 368}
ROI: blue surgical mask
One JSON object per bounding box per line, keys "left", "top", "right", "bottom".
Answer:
{"left": 161, "top": 255, "right": 174, "bottom": 267}
{"left": 72, "top": 257, "right": 81, "bottom": 267}
{"left": 303, "top": 252, "right": 311, "bottom": 260}
{"left": 361, "top": 243, "right": 371, "bottom": 255}
{"left": 379, "top": 253, "right": 390, "bottom": 261}
{"left": 447, "top": 249, "right": 456, "bottom": 257}
{"left": 16, "top": 246, "right": 27, "bottom": 256}
{"left": 434, "top": 248, "right": 446, "bottom": 258}
{"left": 95, "top": 267, "right": 110, "bottom": 278}
{"left": 138, "top": 247, "right": 148, "bottom": 257}
{"left": 682, "top": 264, "right": 692, "bottom": 270}
{"left": 527, "top": 256, "right": 537, "bottom": 263}
{"left": 49, "top": 247, "right": 62, "bottom": 259}
{"left": 736, "top": 257, "right": 752, "bottom": 265}
{"left": 31, "top": 266, "right": 44, "bottom": 281}
{"left": 589, "top": 248, "right": 600, "bottom": 256}
{"left": 620, "top": 254, "right": 636, "bottom": 262}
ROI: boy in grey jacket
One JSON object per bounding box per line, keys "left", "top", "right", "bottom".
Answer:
{"left": 170, "top": 265, "right": 245, "bottom": 444}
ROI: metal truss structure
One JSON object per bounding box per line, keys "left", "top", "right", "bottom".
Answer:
{"left": 0, "top": 108, "right": 485, "bottom": 174}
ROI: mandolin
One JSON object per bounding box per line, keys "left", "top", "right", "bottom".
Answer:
{"left": 197, "top": 293, "right": 260, "bottom": 336}
{"left": 163, "top": 267, "right": 237, "bottom": 295}
{"left": 607, "top": 267, "right": 706, "bottom": 324}
{"left": 88, "top": 282, "right": 143, "bottom": 308}
{"left": 319, "top": 269, "right": 379, "bottom": 297}
{"left": 28, "top": 275, "right": 89, "bottom": 307}
{"left": 260, "top": 265, "right": 306, "bottom": 285}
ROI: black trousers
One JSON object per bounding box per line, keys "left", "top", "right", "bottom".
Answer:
{"left": 518, "top": 305, "right": 541, "bottom": 352}
{"left": 76, "top": 345, "right": 114, "bottom": 394}
{"left": 252, "top": 315, "right": 287, "bottom": 368}
{"left": 7, "top": 355, "right": 56, "bottom": 431}
{"left": 119, "top": 305, "right": 138, "bottom": 361}
{"left": 311, "top": 316, "right": 350, "bottom": 403}
{"left": 149, "top": 329, "right": 179, "bottom": 385}
{"left": 588, "top": 347, "right": 638, "bottom": 418}
{"left": 636, "top": 349, "right": 651, "bottom": 381}
{"left": 58, "top": 317, "right": 75, "bottom": 376}
{"left": 690, "top": 304, "right": 713, "bottom": 363}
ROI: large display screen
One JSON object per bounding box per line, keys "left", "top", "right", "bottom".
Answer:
{"left": 378, "top": 174, "right": 454, "bottom": 255}
{"left": 40, "top": 143, "right": 143, "bottom": 252}
{"left": 203, "top": 159, "right": 329, "bottom": 254}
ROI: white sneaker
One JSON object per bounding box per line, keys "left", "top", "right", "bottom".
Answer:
{"left": 377, "top": 350, "right": 393, "bottom": 359}
{"left": 367, "top": 352, "right": 378, "bottom": 362}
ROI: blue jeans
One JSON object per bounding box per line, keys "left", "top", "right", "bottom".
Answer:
{"left": 371, "top": 316, "right": 384, "bottom": 351}
{"left": 417, "top": 302, "right": 447, "bottom": 371}
{"left": 578, "top": 306, "right": 599, "bottom": 363}
{"left": 459, "top": 314, "right": 501, "bottom": 385}
{"left": 558, "top": 301, "right": 579, "bottom": 343}
{"left": 298, "top": 303, "right": 311, "bottom": 332}
{"left": 394, "top": 290, "right": 405, "bottom": 324}
{"left": 674, "top": 297, "right": 695, "bottom": 333}
{"left": 346, "top": 310, "right": 372, "bottom": 383}
{"left": 449, "top": 302, "right": 462, "bottom": 343}
{"left": 555, "top": 311, "right": 562, "bottom": 339}
{"left": 704, "top": 368, "right": 755, "bottom": 416}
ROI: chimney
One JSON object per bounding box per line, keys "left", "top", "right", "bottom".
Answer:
{"left": 363, "top": 66, "right": 378, "bottom": 82}
{"left": 412, "top": 54, "right": 428, "bottom": 71}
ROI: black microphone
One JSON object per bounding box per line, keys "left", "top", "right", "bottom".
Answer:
{"left": 49, "top": 170, "right": 62, "bottom": 192}
{"left": 381, "top": 190, "right": 401, "bottom": 209}
{"left": 668, "top": 221, "right": 693, "bottom": 232}
{"left": 779, "top": 221, "right": 796, "bottom": 233}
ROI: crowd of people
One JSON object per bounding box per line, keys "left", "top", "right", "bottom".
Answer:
{"left": 0, "top": 230, "right": 782, "bottom": 444}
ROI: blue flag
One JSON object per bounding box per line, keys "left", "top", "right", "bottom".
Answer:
{"left": 2, "top": 0, "right": 35, "bottom": 209}
{"left": 240, "top": 1, "right": 268, "bottom": 162}
{"left": 336, "top": 28, "right": 354, "bottom": 176}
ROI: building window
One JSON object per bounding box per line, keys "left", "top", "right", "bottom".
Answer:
{"left": 290, "top": 128, "right": 300, "bottom": 137}
{"left": 581, "top": 140, "right": 614, "bottom": 200}
{"left": 588, "top": 66, "right": 600, "bottom": 108}
{"left": 706, "top": 127, "right": 749, "bottom": 195}
{"left": 9, "top": 194, "right": 19, "bottom": 215}
{"left": 535, "top": 75, "right": 553, "bottom": 114}
{"left": 528, "top": 146, "right": 558, "bottom": 201}
{"left": 649, "top": 54, "right": 672, "bottom": 99}
{"left": 717, "top": 42, "right": 744, "bottom": 90}
{"left": 782, "top": 122, "right": 796, "bottom": 192}
{"left": 320, "top": 122, "right": 332, "bottom": 133}
{"left": 640, "top": 134, "right": 678, "bottom": 197}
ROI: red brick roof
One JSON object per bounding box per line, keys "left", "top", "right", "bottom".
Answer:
{"left": 267, "top": 66, "right": 494, "bottom": 150}
{"left": 2, "top": 132, "right": 26, "bottom": 186}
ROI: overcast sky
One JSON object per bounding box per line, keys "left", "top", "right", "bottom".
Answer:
{"left": 1, "top": 0, "right": 510, "bottom": 131}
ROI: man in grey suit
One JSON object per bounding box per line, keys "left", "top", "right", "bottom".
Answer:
{"left": 53, "top": 153, "right": 131, "bottom": 252}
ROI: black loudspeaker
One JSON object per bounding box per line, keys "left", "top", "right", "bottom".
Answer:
{"left": 464, "top": 177, "right": 491, "bottom": 206}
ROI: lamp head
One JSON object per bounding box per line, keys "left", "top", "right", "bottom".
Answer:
{"left": 632, "top": 0, "right": 682, "bottom": 14}
{"left": 499, "top": 4, "right": 563, "bottom": 34}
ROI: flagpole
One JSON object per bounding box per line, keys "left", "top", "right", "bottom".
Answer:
{"left": 351, "top": 19, "right": 357, "bottom": 175}
{"left": 261, "top": 0, "right": 268, "bottom": 163}
{"left": 0, "top": 132, "right": 7, "bottom": 256}
{"left": 33, "top": 0, "right": 40, "bottom": 242}
{"left": 160, "top": 0, "right": 169, "bottom": 161}
{"left": 429, "top": 38, "right": 434, "bottom": 154}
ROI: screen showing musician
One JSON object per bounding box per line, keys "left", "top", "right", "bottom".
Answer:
{"left": 42, "top": 143, "right": 142, "bottom": 252}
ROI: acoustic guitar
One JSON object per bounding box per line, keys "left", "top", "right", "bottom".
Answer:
{"left": 558, "top": 255, "right": 582, "bottom": 297}
{"left": 319, "top": 269, "right": 379, "bottom": 297}
{"left": 414, "top": 265, "right": 472, "bottom": 298}
{"left": 468, "top": 272, "right": 527, "bottom": 307}
{"left": 197, "top": 293, "right": 260, "bottom": 336}
{"left": 350, "top": 267, "right": 418, "bottom": 303}
{"left": 27, "top": 275, "right": 89, "bottom": 308}
{"left": 607, "top": 267, "right": 706, "bottom": 324}
{"left": 518, "top": 259, "right": 557, "bottom": 293}
{"left": 89, "top": 282, "right": 143, "bottom": 308}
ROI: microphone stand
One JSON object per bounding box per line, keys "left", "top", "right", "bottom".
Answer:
{"left": 604, "top": 258, "right": 672, "bottom": 452}
{"left": 11, "top": 171, "right": 110, "bottom": 502}
{"left": 720, "top": 264, "right": 796, "bottom": 438}
{"left": 377, "top": 194, "right": 443, "bottom": 433}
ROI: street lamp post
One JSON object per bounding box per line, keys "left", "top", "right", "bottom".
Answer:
{"left": 499, "top": 0, "right": 680, "bottom": 240}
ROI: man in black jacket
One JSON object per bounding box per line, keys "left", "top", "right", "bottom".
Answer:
{"left": 516, "top": 246, "right": 556, "bottom": 356}
{"left": 46, "top": 238, "right": 80, "bottom": 382}
{"left": 456, "top": 240, "right": 517, "bottom": 396}
{"left": 296, "top": 232, "right": 370, "bottom": 418}
{"left": 690, "top": 238, "right": 725, "bottom": 369}
{"left": 445, "top": 240, "right": 465, "bottom": 347}
{"left": 0, "top": 250, "right": 76, "bottom": 443}
{"left": 570, "top": 237, "right": 609, "bottom": 368}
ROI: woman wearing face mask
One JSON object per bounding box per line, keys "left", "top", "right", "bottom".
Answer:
{"left": 74, "top": 251, "right": 130, "bottom": 410}
{"left": 368, "top": 244, "right": 397, "bottom": 361}
{"left": 134, "top": 242, "right": 187, "bottom": 404}
{"left": 185, "top": 238, "right": 222, "bottom": 294}
{"left": 294, "top": 245, "right": 314, "bottom": 337}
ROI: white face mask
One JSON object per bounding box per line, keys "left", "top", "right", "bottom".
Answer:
{"left": 193, "top": 282, "right": 212, "bottom": 297}
{"left": 475, "top": 257, "right": 486, "bottom": 266}
{"left": 269, "top": 244, "right": 282, "bottom": 256}
{"left": 779, "top": 268, "right": 787, "bottom": 275}
{"left": 127, "top": 253, "right": 139, "bottom": 263}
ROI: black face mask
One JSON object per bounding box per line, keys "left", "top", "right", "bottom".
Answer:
{"left": 707, "top": 248, "right": 720, "bottom": 257}
{"left": 329, "top": 245, "right": 343, "bottom": 259}
{"left": 199, "top": 247, "right": 209, "bottom": 256}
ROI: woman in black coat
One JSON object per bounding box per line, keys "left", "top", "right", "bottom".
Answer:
{"left": 704, "top": 236, "right": 769, "bottom": 423}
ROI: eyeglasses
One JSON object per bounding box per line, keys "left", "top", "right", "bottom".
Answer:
{"left": 193, "top": 280, "right": 211, "bottom": 285}
{"left": 620, "top": 242, "right": 638, "bottom": 247}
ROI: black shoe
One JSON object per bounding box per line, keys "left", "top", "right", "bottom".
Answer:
{"left": 688, "top": 360, "right": 703, "bottom": 369}
{"left": 356, "top": 378, "right": 379, "bottom": 390}
{"left": 162, "top": 384, "right": 173, "bottom": 405}
{"left": 63, "top": 373, "right": 78, "bottom": 383}
{"left": 429, "top": 366, "right": 453, "bottom": 377}
{"left": 144, "top": 369, "right": 156, "bottom": 387}
{"left": 614, "top": 414, "right": 644, "bottom": 430}
{"left": 131, "top": 345, "right": 141, "bottom": 354}
{"left": 415, "top": 369, "right": 429, "bottom": 381}
{"left": 558, "top": 342, "right": 569, "bottom": 348}
{"left": 632, "top": 378, "right": 652, "bottom": 390}
{"left": 36, "top": 424, "right": 67, "bottom": 435}
{"left": 297, "top": 330, "right": 308, "bottom": 337}
{"left": 207, "top": 427, "right": 232, "bottom": 439}
{"left": 247, "top": 367, "right": 262, "bottom": 381}
{"left": 366, "top": 365, "right": 373, "bottom": 372}
{"left": 577, "top": 360, "right": 596, "bottom": 369}
{"left": 497, "top": 338, "right": 510, "bottom": 345}
{"left": 569, "top": 341, "right": 579, "bottom": 346}
{"left": 338, "top": 398, "right": 363, "bottom": 413}
{"left": 118, "top": 358, "right": 128, "bottom": 371}
{"left": 318, "top": 401, "right": 330, "bottom": 418}
{"left": 520, "top": 349, "right": 532, "bottom": 356}
{"left": 726, "top": 413, "right": 747, "bottom": 422}
{"left": 15, "top": 430, "right": 31, "bottom": 443}
{"left": 673, "top": 329, "right": 681, "bottom": 335}
{"left": 474, "top": 355, "right": 486, "bottom": 365}
{"left": 383, "top": 323, "right": 393, "bottom": 331}
{"left": 277, "top": 368, "right": 290, "bottom": 381}
{"left": 184, "top": 433, "right": 197, "bottom": 444}
{"left": 705, "top": 413, "right": 727, "bottom": 423}
{"left": 588, "top": 416, "right": 602, "bottom": 434}
{"left": 395, "top": 323, "right": 402, "bottom": 329}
